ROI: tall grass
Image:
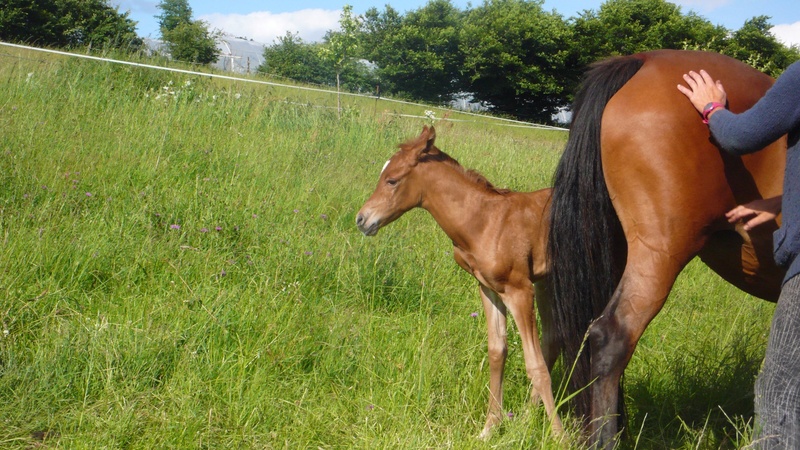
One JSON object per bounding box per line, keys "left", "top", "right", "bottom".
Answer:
{"left": 0, "top": 48, "right": 775, "bottom": 449}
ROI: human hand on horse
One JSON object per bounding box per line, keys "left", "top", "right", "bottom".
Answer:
{"left": 677, "top": 70, "right": 728, "bottom": 120}
{"left": 726, "top": 196, "right": 783, "bottom": 231}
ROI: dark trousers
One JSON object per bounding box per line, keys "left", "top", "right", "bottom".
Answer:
{"left": 754, "top": 274, "right": 800, "bottom": 449}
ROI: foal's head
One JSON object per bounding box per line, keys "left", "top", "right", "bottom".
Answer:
{"left": 356, "top": 126, "right": 441, "bottom": 236}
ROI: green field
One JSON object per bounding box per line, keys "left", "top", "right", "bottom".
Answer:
{"left": 0, "top": 47, "right": 776, "bottom": 449}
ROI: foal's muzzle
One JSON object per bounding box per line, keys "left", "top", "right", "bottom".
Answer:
{"left": 355, "top": 212, "right": 379, "bottom": 236}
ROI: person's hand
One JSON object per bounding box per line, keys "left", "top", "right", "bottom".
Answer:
{"left": 726, "top": 196, "right": 782, "bottom": 231}
{"left": 677, "top": 70, "right": 727, "bottom": 115}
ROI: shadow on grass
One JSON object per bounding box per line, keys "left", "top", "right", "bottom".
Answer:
{"left": 622, "top": 325, "right": 766, "bottom": 449}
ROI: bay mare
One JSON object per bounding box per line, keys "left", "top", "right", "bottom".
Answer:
{"left": 356, "top": 126, "right": 563, "bottom": 439}
{"left": 548, "top": 49, "right": 787, "bottom": 448}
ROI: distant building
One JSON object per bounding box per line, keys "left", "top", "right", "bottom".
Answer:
{"left": 215, "top": 35, "right": 265, "bottom": 74}
{"left": 143, "top": 34, "right": 266, "bottom": 74}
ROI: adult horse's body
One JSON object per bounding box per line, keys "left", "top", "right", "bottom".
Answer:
{"left": 356, "top": 127, "right": 563, "bottom": 438}
{"left": 548, "top": 49, "right": 787, "bottom": 447}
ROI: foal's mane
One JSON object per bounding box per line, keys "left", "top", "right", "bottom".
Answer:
{"left": 398, "top": 137, "right": 510, "bottom": 195}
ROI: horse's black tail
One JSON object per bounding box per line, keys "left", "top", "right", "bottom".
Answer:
{"left": 548, "top": 54, "right": 645, "bottom": 421}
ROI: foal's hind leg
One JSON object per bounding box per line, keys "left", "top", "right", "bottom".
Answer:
{"left": 499, "top": 284, "right": 564, "bottom": 436}
{"left": 478, "top": 285, "right": 508, "bottom": 440}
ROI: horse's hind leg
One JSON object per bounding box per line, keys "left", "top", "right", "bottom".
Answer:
{"left": 478, "top": 285, "right": 508, "bottom": 440}
{"left": 587, "top": 241, "right": 694, "bottom": 447}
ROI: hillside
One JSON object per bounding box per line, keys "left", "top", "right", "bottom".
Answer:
{"left": 0, "top": 45, "right": 773, "bottom": 449}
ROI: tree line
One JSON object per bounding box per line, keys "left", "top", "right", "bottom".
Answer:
{"left": 260, "top": 0, "right": 800, "bottom": 122}
{"left": 0, "top": 0, "right": 141, "bottom": 50}
{"left": 1, "top": 0, "right": 219, "bottom": 64}
{"left": 2, "top": 0, "right": 798, "bottom": 123}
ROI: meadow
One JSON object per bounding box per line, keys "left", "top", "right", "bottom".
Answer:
{"left": 0, "top": 46, "right": 776, "bottom": 449}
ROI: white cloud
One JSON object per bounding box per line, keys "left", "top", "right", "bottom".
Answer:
{"left": 199, "top": 9, "right": 341, "bottom": 45}
{"left": 771, "top": 21, "right": 800, "bottom": 48}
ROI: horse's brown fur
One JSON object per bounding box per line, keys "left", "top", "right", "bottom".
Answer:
{"left": 549, "top": 50, "right": 786, "bottom": 448}
{"left": 357, "top": 126, "right": 561, "bottom": 438}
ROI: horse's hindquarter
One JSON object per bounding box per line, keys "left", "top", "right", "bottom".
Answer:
{"left": 601, "top": 50, "right": 785, "bottom": 300}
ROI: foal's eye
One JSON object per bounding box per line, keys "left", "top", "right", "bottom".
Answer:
{"left": 387, "top": 179, "right": 398, "bottom": 186}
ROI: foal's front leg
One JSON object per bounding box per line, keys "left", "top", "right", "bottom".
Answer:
{"left": 478, "top": 285, "right": 508, "bottom": 440}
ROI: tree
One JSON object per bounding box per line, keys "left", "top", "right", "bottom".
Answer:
{"left": 0, "top": 0, "right": 140, "bottom": 49}
{"left": 259, "top": 32, "right": 332, "bottom": 85}
{"left": 359, "top": 5, "right": 402, "bottom": 62}
{"left": 358, "top": 5, "right": 402, "bottom": 95}
{"left": 723, "top": 16, "right": 800, "bottom": 77}
{"left": 162, "top": 21, "right": 219, "bottom": 65}
{"left": 156, "top": 0, "right": 192, "bottom": 35}
{"left": 569, "top": 0, "right": 728, "bottom": 64}
{"left": 359, "top": 0, "right": 464, "bottom": 104}
{"left": 156, "top": 0, "right": 219, "bottom": 65}
{"left": 460, "top": 0, "right": 574, "bottom": 122}
{"left": 319, "top": 5, "right": 361, "bottom": 115}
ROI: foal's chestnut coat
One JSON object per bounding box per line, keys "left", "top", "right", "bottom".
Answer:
{"left": 356, "top": 126, "right": 562, "bottom": 438}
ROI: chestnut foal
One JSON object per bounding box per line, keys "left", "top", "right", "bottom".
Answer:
{"left": 356, "top": 126, "right": 562, "bottom": 438}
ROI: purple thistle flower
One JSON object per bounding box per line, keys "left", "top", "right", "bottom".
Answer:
{"left": 507, "top": 412, "right": 514, "bottom": 418}
{"left": 470, "top": 312, "right": 479, "bottom": 318}
{"left": 200, "top": 228, "right": 208, "bottom": 233}
{"left": 170, "top": 224, "right": 180, "bottom": 230}
{"left": 85, "top": 192, "right": 92, "bottom": 197}
{"left": 305, "top": 251, "right": 313, "bottom": 256}
{"left": 215, "top": 226, "right": 222, "bottom": 231}
{"left": 293, "top": 209, "right": 299, "bottom": 214}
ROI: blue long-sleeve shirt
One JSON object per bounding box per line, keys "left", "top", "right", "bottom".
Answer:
{"left": 709, "top": 61, "right": 800, "bottom": 285}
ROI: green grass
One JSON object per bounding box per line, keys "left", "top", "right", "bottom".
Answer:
{"left": 0, "top": 47, "right": 775, "bottom": 449}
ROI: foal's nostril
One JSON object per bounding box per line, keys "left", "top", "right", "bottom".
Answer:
{"left": 356, "top": 214, "right": 364, "bottom": 227}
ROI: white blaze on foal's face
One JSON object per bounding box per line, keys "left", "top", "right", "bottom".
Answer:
{"left": 380, "top": 160, "right": 390, "bottom": 175}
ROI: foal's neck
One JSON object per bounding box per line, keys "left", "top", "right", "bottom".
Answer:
{"left": 419, "top": 161, "right": 499, "bottom": 249}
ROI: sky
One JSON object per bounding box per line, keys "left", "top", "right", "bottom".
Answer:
{"left": 113, "top": 0, "right": 800, "bottom": 48}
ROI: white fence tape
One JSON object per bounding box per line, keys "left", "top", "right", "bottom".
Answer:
{"left": 0, "top": 41, "right": 568, "bottom": 131}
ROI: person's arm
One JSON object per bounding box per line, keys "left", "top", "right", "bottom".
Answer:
{"left": 678, "top": 62, "right": 800, "bottom": 155}
{"left": 726, "top": 196, "right": 782, "bottom": 231}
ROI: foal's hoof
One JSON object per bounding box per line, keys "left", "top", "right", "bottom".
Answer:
{"left": 478, "top": 412, "right": 503, "bottom": 440}
{"left": 477, "top": 427, "right": 493, "bottom": 441}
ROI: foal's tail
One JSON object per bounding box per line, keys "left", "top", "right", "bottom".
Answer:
{"left": 547, "top": 54, "right": 646, "bottom": 420}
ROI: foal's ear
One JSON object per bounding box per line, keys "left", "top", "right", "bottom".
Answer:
{"left": 422, "top": 126, "right": 436, "bottom": 153}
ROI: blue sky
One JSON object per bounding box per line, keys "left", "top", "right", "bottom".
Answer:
{"left": 113, "top": 0, "right": 800, "bottom": 47}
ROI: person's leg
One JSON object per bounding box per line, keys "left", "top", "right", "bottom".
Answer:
{"left": 754, "top": 274, "right": 800, "bottom": 449}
